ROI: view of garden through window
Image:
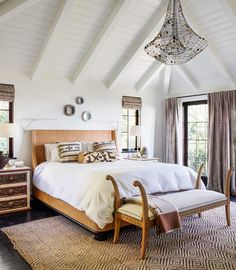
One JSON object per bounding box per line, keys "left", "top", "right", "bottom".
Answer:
{"left": 185, "top": 102, "right": 208, "bottom": 176}
{"left": 0, "top": 101, "right": 10, "bottom": 154}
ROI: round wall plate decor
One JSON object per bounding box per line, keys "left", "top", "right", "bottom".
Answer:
{"left": 76, "top": 96, "right": 84, "bottom": 105}
{"left": 64, "top": 104, "right": 75, "bottom": 116}
{"left": 81, "top": 111, "right": 92, "bottom": 121}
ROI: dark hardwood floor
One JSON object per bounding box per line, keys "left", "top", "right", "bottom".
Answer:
{"left": 0, "top": 197, "right": 236, "bottom": 270}
{"left": 0, "top": 199, "right": 58, "bottom": 270}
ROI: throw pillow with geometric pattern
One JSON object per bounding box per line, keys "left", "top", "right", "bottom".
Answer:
{"left": 78, "top": 151, "right": 117, "bottom": 163}
{"left": 57, "top": 141, "right": 82, "bottom": 162}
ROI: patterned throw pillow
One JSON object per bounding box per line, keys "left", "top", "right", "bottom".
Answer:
{"left": 57, "top": 142, "right": 82, "bottom": 162}
{"left": 78, "top": 151, "right": 117, "bottom": 163}
{"left": 93, "top": 141, "right": 117, "bottom": 153}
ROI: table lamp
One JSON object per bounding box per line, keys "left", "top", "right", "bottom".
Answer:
{"left": 130, "top": 125, "right": 142, "bottom": 157}
{"left": 0, "top": 123, "right": 18, "bottom": 169}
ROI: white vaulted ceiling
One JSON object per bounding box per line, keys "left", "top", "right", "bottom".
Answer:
{"left": 0, "top": 0, "right": 236, "bottom": 96}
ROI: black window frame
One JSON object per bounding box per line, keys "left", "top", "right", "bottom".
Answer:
{"left": 0, "top": 101, "right": 14, "bottom": 158}
{"left": 183, "top": 100, "right": 208, "bottom": 181}
{"left": 121, "top": 109, "right": 141, "bottom": 153}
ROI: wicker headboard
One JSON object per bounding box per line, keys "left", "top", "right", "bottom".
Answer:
{"left": 31, "top": 130, "right": 116, "bottom": 170}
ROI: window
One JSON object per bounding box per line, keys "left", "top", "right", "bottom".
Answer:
{"left": 183, "top": 100, "right": 208, "bottom": 175}
{"left": 121, "top": 109, "right": 141, "bottom": 152}
{"left": 0, "top": 100, "right": 13, "bottom": 157}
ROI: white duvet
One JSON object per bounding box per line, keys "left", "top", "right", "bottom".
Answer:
{"left": 33, "top": 160, "right": 204, "bottom": 229}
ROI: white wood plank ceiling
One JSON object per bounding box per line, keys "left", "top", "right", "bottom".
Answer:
{"left": 0, "top": 0, "right": 236, "bottom": 97}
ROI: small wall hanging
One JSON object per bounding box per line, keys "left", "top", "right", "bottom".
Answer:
{"left": 64, "top": 105, "right": 75, "bottom": 116}
{"left": 81, "top": 111, "right": 92, "bottom": 121}
{"left": 75, "top": 96, "right": 84, "bottom": 105}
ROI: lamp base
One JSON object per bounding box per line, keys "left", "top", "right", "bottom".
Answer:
{"left": 0, "top": 151, "right": 9, "bottom": 169}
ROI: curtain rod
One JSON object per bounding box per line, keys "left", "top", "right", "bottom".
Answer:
{"left": 177, "top": 93, "right": 207, "bottom": 99}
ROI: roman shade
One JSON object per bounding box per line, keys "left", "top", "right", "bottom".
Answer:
{"left": 0, "top": 84, "right": 15, "bottom": 102}
{"left": 122, "top": 96, "right": 142, "bottom": 110}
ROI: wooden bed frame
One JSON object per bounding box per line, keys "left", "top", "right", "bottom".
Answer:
{"left": 32, "top": 129, "right": 127, "bottom": 237}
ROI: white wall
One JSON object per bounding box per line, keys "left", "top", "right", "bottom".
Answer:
{"left": 0, "top": 70, "right": 163, "bottom": 166}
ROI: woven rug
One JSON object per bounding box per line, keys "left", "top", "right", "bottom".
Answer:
{"left": 2, "top": 204, "right": 236, "bottom": 270}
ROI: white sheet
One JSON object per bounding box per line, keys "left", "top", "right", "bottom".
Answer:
{"left": 33, "top": 160, "right": 205, "bottom": 229}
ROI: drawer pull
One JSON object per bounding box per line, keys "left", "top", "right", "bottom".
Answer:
{"left": 9, "top": 201, "right": 14, "bottom": 208}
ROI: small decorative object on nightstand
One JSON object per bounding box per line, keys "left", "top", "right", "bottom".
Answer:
{"left": 0, "top": 166, "right": 31, "bottom": 215}
{"left": 141, "top": 146, "right": 149, "bottom": 158}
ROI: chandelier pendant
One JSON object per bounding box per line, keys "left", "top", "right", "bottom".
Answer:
{"left": 144, "top": 0, "right": 208, "bottom": 65}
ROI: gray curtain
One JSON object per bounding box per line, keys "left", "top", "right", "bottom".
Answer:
{"left": 164, "top": 98, "right": 180, "bottom": 164}
{"left": 208, "top": 90, "right": 236, "bottom": 193}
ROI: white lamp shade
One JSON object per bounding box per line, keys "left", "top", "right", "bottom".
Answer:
{"left": 0, "top": 123, "right": 19, "bottom": 138}
{"left": 130, "top": 125, "right": 142, "bottom": 137}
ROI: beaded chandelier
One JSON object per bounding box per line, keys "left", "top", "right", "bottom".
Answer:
{"left": 144, "top": 0, "right": 207, "bottom": 65}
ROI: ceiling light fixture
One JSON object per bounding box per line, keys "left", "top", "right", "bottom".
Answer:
{"left": 144, "top": 0, "right": 207, "bottom": 65}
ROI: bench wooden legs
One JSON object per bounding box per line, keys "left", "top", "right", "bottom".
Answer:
{"left": 225, "top": 203, "right": 231, "bottom": 226}
{"left": 113, "top": 213, "right": 121, "bottom": 244}
{"left": 141, "top": 224, "right": 149, "bottom": 260}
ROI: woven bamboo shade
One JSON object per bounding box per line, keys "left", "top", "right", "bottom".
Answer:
{"left": 122, "top": 96, "right": 142, "bottom": 110}
{"left": 0, "top": 84, "right": 15, "bottom": 102}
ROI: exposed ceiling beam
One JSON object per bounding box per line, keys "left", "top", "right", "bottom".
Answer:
{"left": 174, "top": 65, "right": 199, "bottom": 91}
{"left": 136, "top": 62, "right": 165, "bottom": 93}
{"left": 181, "top": 0, "right": 236, "bottom": 87}
{"left": 106, "top": 0, "right": 168, "bottom": 89}
{"left": 72, "top": 0, "right": 133, "bottom": 85}
{"left": 219, "top": 0, "right": 236, "bottom": 30}
{"left": 31, "top": 0, "right": 76, "bottom": 80}
{"left": 206, "top": 47, "right": 236, "bottom": 85}
{"left": 0, "top": 0, "right": 40, "bottom": 25}
{"left": 163, "top": 66, "right": 171, "bottom": 97}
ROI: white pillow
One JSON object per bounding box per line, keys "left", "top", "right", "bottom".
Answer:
{"left": 44, "top": 144, "right": 60, "bottom": 162}
{"left": 81, "top": 142, "right": 94, "bottom": 152}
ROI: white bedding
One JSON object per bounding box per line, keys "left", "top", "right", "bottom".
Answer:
{"left": 33, "top": 160, "right": 205, "bottom": 229}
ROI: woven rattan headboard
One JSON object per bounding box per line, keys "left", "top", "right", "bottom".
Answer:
{"left": 31, "top": 130, "right": 116, "bottom": 170}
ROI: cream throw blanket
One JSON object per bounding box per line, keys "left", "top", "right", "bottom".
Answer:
{"left": 131, "top": 195, "right": 181, "bottom": 233}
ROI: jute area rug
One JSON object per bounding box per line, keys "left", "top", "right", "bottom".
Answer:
{"left": 2, "top": 204, "right": 236, "bottom": 270}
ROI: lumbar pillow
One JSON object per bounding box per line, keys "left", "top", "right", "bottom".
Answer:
{"left": 78, "top": 151, "right": 117, "bottom": 163}
{"left": 57, "top": 142, "right": 82, "bottom": 162}
{"left": 93, "top": 141, "right": 117, "bottom": 153}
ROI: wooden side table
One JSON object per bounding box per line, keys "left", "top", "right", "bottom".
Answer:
{"left": 0, "top": 166, "right": 31, "bottom": 215}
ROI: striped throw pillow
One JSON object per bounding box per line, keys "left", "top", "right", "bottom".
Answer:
{"left": 57, "top": 142, "right": 82, "bottom": 162}
{"left": 78, "top": 151, "right": 117, "bottom": 163}
{"left": 93, "top": 141, "right": 117, "bottom": 153}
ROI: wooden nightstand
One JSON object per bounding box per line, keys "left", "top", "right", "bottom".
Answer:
{"left": 0, "top": 167, "right": 31, "bottom": 215}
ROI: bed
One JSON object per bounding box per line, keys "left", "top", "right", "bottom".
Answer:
{"left": 32, "top": 129, "right": 202, "bottom": 237}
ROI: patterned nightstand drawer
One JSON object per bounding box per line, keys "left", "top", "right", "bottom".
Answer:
{"left": 0, "top": 198, "right": 27, "bottom": 211}
{"left": 0, "top": 172, "right": 27, "bottom": 185}
{"left": 0, "top": 167, "right": 31, "bottom": 214}
{"left": 0, "top": 186, "right": 27, "bottom": 198}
